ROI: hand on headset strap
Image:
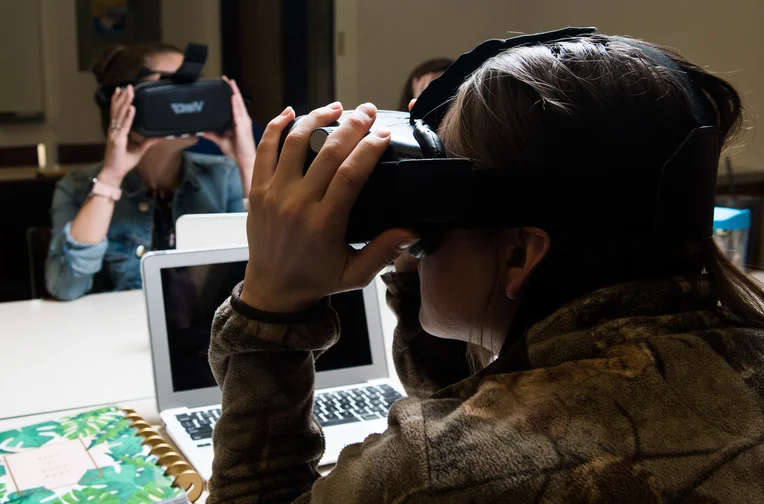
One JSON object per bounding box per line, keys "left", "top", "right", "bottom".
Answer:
{"left": 239, "top": 102, "right": 419, "bottom": 313}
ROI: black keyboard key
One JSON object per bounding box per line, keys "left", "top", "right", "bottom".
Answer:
{"left": 191, "top": 432, "right": 212, "bottom": 440}
{"left": 180, "top": 420, "right": 195, "bottom": 429}
{"left": 361, "top": 412, "right": 381, "bottom": 421}
{"left": 186, "top": 427, "right": 213, "bottom": 435}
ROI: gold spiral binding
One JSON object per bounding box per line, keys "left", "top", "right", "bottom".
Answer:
{"left": 141, "top": 434, "right": 166, "bottom": 447}
{"left": 121, "top": 408, "right": 204, "bottom": 502}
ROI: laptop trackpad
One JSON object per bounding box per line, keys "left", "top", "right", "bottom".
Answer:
{"left": 320, "top": 419, "right": 388, "bottom": 466}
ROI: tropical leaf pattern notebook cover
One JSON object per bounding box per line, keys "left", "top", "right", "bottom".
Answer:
{"left": 0, "top": 406, "right": 188, "bottom": 504}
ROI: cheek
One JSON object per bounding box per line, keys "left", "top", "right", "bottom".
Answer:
{"left": 418, "top": 235, "right": 497, "bottom": 339}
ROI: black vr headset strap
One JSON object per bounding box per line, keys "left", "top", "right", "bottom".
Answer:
{"left": 171, "top": 43, "right": 208, "bottom": 84}
{"left": 95, "top": 43, "right": 208, "bottom": 107}
{"left": 615, "top": 38, "right": 720, "bottom": 239}
{"left": 410, "top": 27, "right": 597, "bottom": 129}
{"left": 613, "top": 37, "right": 715, "bottom": 128}
{"left": 412, "top": 28, "right": 720, "bottom": 241}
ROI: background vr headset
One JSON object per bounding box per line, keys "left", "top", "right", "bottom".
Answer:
{"left": 281, "top": 27, "right": 721, "bottom": 257}
{"left": 96, "top": 43, "right": 232, "bottom": 138}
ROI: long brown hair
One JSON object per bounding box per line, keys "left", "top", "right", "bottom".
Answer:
{"left": 398, "top": 58, "right": 454, "bottom": 111}
{"left": 91, "top": 42, "right": 182, "bottom": 131}
{"left": 438, "top": 35, "right": 760, "bottom": 367}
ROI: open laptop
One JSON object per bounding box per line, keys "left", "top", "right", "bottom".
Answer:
{"left": 141, "top": 246, "right": 405, "bottom": 481}
{"left": 175, "top": 212, "right": 399, "bottom": 403}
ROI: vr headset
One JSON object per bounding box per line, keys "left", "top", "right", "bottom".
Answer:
{"left": 96, "top": 43, "right": 232, "bottom": 138}
{"left": 282, "top": 27, "right": 721, "bottom": 258}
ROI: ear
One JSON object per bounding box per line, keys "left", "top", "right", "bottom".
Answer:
{"left": 504, "top": 227, "right": 551, "bottom": 300}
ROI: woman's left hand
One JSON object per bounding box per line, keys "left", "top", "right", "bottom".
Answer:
{"left": 203, "top": 76, "right": 257, "bottom": 195}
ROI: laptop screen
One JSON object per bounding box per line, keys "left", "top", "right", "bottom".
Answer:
{"left": 160, "top": 261, "right": 373, "bottom": 393}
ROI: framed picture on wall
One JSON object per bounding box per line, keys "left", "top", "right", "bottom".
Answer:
{"left": 91, "top": 0, "right": 127, "bottom": 35}
{"left": 76, "top": 0, "right": 162, "bottom": 71}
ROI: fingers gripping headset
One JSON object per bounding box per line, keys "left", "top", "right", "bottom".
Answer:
{"left": 280, "top": 27, "right": 720, "bottom": 259}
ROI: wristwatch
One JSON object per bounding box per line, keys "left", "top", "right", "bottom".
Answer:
{"left": 90, "top": 178, "right": 123, "bottom": 202}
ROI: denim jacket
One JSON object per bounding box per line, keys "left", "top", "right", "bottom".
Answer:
{"left": 46, "top": 152, "right": 245, "bottom": 301}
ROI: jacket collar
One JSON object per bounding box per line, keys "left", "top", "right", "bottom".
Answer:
{"left": 432, "top": 277, "right": 723, "bottom": 399}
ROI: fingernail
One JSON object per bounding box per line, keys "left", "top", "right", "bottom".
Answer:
{"left": 357, "top": 102, "right": 377, "bottom": 117}
{"left": 396, "top": 238, "right": 420, "bottom": 250}
{"left": 374, "top": 128, "right": 391, "bottom": 138}
{"left": 280, "top": 106, "right": 293, "bottom": 116}
{"left": 328, "top": 101, "right": 342, "bottom": 110}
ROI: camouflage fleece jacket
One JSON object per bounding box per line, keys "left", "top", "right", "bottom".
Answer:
{"left": 207, "top": 272, "right": 764, "bottom": 503}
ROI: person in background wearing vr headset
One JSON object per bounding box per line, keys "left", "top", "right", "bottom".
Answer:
{"left": 207, "top": 30, "right": 764, "bottom": 502}
{"left": 45, "top": 42, "right": 256, "bottom": 301}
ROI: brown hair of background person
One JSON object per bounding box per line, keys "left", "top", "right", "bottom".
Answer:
{"left": 91, "top": 42, "right": 183, "bottom": 133}
{"left": 397, "top": 58, "right": 454, "bottom": 111}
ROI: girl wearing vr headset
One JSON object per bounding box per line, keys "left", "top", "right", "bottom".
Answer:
{"left": 45, "top": 43, "right": 256, "bottom": 301}
{"left": 207, "top": 33, "right": 764, "bottom": 502}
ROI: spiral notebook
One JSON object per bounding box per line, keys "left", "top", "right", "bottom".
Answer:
{"left": 0, "top": 406, "right": 203, "bottom": 503}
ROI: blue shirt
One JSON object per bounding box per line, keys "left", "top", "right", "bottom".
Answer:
{"left": 45, "top": 152, "right": 245, "bottom": 301}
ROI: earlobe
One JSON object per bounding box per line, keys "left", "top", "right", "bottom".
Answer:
{"left": 503, "top": 227, "right": 551, "bottom": 300}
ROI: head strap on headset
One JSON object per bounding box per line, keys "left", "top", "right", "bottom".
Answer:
{"left": 410, "top": 27, "right": 597, "bottom": 128}
{"left": 170, "top": 43, "right": 208, "bottom": 83}
{"left": 409, "top": 27, "right": 720, "bottom": 242}
{"left": 96, "top": 43, "right": 209, "bottom": 106}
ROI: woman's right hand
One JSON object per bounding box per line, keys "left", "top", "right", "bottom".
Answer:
{"left": 99, "top": 85, "right": 159, "bottom": 186}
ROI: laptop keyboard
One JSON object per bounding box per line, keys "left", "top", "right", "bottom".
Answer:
{"left": 175, "top": 384, "right": 403, "bottom": 443}
{"left": 313, "top": 384, "right": 403, "bottom": 428}
{"left": 175, "top": 408, "right": 220, "bottom": 441}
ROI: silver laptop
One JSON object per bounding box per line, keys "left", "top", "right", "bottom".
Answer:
{"left": 141, "top": 246, "right": 405, "bottom": 481}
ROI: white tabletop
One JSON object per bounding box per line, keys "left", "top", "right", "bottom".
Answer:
{"left": 1, "top": 290, "right": 155, "bottom": 420}
{"left": 0, "top": 277, "right": 399, "bottom": 421}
